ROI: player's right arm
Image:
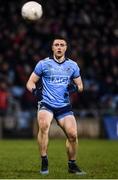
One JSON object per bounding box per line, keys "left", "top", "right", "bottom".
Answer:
{"left": 26, "top": 72, "right": 40, "bottom": 93}
{"left": 73, "top": 76, "right": 83, "bottom": 93}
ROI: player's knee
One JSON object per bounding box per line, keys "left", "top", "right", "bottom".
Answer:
{"left": 68, "top": 135, "right": 77, "bottom": 142}
{"left": 39, "top": 119, "right": 49, "bottom": 133}
{"left": 67, "top": 130, "right": 77, "bottom": 142}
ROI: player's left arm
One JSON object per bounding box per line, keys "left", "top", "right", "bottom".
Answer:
{"left": 73, "top": 76, "right": 84, "bottom": 93}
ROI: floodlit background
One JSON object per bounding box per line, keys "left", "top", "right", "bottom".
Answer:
{"left": 0, "top": 0, "right": 118, "bottom": 179}
{"left": 0, "top": 0, "right": 118, "bottom": 139}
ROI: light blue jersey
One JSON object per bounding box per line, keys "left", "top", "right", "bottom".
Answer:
{"left": 34, "top": 57, "right": 80, "bottom": 108}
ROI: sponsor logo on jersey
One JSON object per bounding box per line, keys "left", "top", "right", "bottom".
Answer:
{"left": 48, "top": 76, "right": 69, "bottom": 84}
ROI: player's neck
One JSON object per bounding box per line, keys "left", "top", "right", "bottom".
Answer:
{"left": 53, "top": 55, "right": 65, "bottom": 63}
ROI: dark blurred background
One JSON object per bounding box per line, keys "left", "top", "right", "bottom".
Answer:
{"left": 0, "top": 0, "right": 118, "bottom": 139}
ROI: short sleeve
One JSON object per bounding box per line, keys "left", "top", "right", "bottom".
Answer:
{"left": 34, "top": 61, "right": 43, "bottom": 77}
{"left": 72, "top": 63, "right": 80, "bottom": 79}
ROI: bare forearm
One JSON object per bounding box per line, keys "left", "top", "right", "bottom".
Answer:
{"left": 77, "top": 83, "right": 83, "bottom": 92}
{"left": 26, "top": 72, "right": 40, "bottom": 92}
{"left": 26, "top": 80, "right": 36, "bottom": 92}
{"left": 74, "top": 76, "right": 84, "bottom": 93}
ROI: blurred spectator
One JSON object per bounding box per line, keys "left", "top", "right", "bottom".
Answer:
{"left": 0, "top": 81, "right": 10, "bottom": 138}
{"left": 0, "top": 0, "right": 117, "bottom": 119}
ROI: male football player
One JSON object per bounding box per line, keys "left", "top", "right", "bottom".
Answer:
{"left": 26, "top": 36, "right": 86, "bottom": 175}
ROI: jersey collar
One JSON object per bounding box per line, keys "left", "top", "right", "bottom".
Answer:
{"left": 49, "top": 56, "right": 69, "bottom": 64}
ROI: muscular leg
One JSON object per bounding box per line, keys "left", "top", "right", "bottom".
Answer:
{"left": 37, "top": 110, "right": 53, "bottom": 157}
{"left": 37, "top": 110, "right": 53, "bottom": 174}
{"left": 58, "top": 115, "right": 86, "bottom": 174}
{"left": 58, "top": 115, "right": 78, "bottom": 160}
{"left": 66, "top": 138, "right": 78, "bottom": 160}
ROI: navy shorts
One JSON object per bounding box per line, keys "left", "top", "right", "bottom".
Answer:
{"left": 38, "top": 102, "right": 74, "bottom": 120}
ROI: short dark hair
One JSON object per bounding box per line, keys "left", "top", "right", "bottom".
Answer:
{"left": 51, "top": 35, "right": 68, "bottom": 45}
{"left": 49, "top": 35, "right": 70, "bottom": 56}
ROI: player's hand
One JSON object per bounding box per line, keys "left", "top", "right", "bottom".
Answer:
{"left": 32, "top": 88, "right": 42, "bottom": 101}
{"left": 67, "top": 82, "right": 78, "bottom": 94}
{"left": 32, "top": 88, "right": 38, "bottom": 96}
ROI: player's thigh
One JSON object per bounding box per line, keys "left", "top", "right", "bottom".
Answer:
{"left": 37, "top": 110, "right": 53, "bottom": 130}
{"left": 58, "top": 115, "right": 78, "bottom": 137}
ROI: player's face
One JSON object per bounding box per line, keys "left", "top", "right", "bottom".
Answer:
{"left": 52, "top": 39, "right": 67, "bottom": 58}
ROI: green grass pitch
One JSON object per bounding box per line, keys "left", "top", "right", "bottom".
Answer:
{"left": 0, "top": 139, "right": 118, "bottom": 179}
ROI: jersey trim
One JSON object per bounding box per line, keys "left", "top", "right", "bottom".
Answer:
{"left": 49, "top": 56, "right": 69, "bottom": 64}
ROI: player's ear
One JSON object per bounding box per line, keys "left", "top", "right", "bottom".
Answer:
{"left": 65, "top": 44, "right": 67, "bottom": 50}
{"left": 64, "top": 44, "right": 67, "bottom": 52}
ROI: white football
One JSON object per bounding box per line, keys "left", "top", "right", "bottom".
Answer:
{"left": 21, "top": 1, "right": 43, "bottom": 21}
